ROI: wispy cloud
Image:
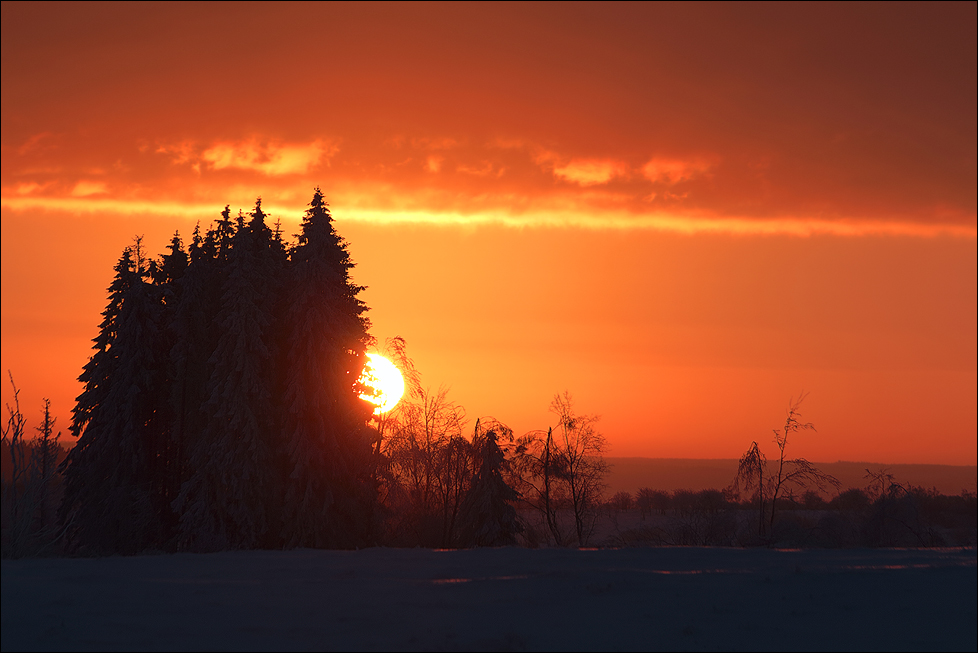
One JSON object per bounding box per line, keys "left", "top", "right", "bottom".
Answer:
{"left": 1, "top": 195, "right": 222, "bottom": 219}
{"left": 155, "top": 141, "right": 197, "bottom": 165}
{"left": 201, "top": 139, "right": 335, "bottom": 175}
{"left": 16, "top": 132, "right": 55, "bottom": 155}
{"left": 530, "top": 148, "right": 630, "bottom": 186}
{"left": 69, "top": 181, "right": 108, "bottom": 197}
{"left": 7, "top": 194, "right": 970, "bottom": 239}
{"left": 552, "top": 159, "right": 629, "bottom": 186}
{"left": 155, "top": 138, "right": 337, "bottom": 176}
{"left": 641, "top": 157, "right": 715, "bottom": 184}
{"left": 338, "top": 207, "right": 977, "bottom": 238}
{"left": 14, "top": 182, "right": 44, "bottom": 195}
{"left": 425, "top": 155, "right": 443, "bottom": 173}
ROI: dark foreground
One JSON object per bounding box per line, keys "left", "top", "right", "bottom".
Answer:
{"left": 2, "top": 547, "right": 975, "bottom": 651}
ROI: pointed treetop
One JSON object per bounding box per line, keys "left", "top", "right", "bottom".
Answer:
{"left": 214, "top": 205, "right": 235, "bottom": 260}
{"left": 130, "top": 235, "right": 150, "bottom": 276}
{"left": 293, "top": 187, "right": 350, "bottom": 269}
{"left": 155, "top": 230, "right": 188, "bottom": 285}
{"left": 249, "top": 198, "right": 271, "bottom": 234}
{"left": 310, "top": 187, "right": 330, "bottom": 215}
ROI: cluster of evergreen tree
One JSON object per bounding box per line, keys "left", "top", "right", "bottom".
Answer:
{"left": 59, "top": 190, "right": 379, "bottom": 554}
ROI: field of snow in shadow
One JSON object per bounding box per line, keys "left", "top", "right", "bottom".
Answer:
{"left": 2, "top": 547, "right": 975, "bottom": 651}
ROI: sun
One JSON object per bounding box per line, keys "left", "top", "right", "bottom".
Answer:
{"left": 358, "top": 353, "right": 405, "bottom": 414}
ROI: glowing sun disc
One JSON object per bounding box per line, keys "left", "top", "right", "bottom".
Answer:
{"left": 359, "top": 353, "right": 405, "bottom": 414}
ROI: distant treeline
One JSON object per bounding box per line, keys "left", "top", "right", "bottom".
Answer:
{"left": 603, "top": 457, "right": 978, "bottom": 498}
{"left": 5, "top": 411, "right": 976, "bottom": 554}
{"left": 596, "top": 485, "right": 977, "bottom": 548}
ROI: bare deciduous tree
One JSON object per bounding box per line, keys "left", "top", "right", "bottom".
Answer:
{"left": 609, "top": 491, "right": 633, "bottom": 512}
{"left": 512, "top": 426, "right": 566, "bottom": 545}
{"left": 513, "top": 392, "right": 609, "bottom": 546}
{"left": 635, "top": 487, "right": 654, "bottom": 520}
{"left": 735, "top": 440, "right": 767, "bottom": 536}
{"left": 766, "top": 395, "right": 839, "bottom": 534}
{"left": 550, "top": 393, "right": 609, "bottom": 546}
{"left": 736, "top": 394, "right": 839, "bottom": 539}
{"left": 864, "top": 467, "right": 896, "bottom": 502}
{"left": 381, "top": 386, "right": 471, "bottom": 546}
{"left": 2, "top": 374, "right": 66, "bottom": 558}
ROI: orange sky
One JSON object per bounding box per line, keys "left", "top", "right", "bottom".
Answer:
{"left": 2, "top": 2, "right": 975, "bottom": 465}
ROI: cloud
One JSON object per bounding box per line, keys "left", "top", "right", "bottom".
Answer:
{"left": 425, "top": 155, "right": 443, "bottom": 173}
{"left": 552, "top": 159, "right": 630, "bottom": 186}
{"left": 530, "top": 149, "right": 629, "bottom": 186}
{"left": 1, "top": 196, "right": 220, "bottom": 219}
{"left": 156, "top": 138, "right": 337, "bottom": 175}
{"left": 200, "top": 139, "right": 335, "bottom": 175}
{"left": 641, "top": 157, "right": 714, "bottom": 184}
{"left": 338, "top": 207, "right": 976, "bottom": 238}
{"left": 69, "top": 181, "right": 108, "bottom": 197}
{"left": 15, "top": 182, "right": 43, "bottom": 195}
{"left": 156, "top": 141, "right": 197, "bottom": 165}
{"left": 3, "top": 193, "right": 974, "bottom": 239}
{"left": 17, "top": 132, "right": 54, "bottom": 155}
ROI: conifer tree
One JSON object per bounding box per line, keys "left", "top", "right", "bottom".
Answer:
{"left": 280, "top": 188, "right": 377, "bottom": 548}
{"left": 165, "top": 214, "right": 236, "bottom": 535}
{"left": 150, "top": 231, "right": 189, "bottom": 541}
{"left": 154, "top": 231, "right": 189, "bottom": 287}
{"left": 459, "top": 422, "right": 523, "bottom": 547}
{"left": 61, "top": 242, "right": 167, "bottom": 553}
{"left": 175, "top": 200, "right": 287, "bottom": 551}
{"left": 60, "top": 194, "right": 384, "bottom": 553}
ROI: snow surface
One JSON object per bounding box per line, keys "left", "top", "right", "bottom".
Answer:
{"left": 2, "top": 547, "right": 975, "bottom": 651}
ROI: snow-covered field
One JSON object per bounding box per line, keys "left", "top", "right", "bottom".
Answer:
{"left": 3, "top": 547, "right": 975, "bottom": 651}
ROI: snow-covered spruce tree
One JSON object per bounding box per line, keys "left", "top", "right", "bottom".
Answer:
{"left": 165, "top": 217, "right": 228, "bottom": 528}
{"left": 60, "top": 242, "right": 168, "bottom": 554}
{"left": 174, "top": 200, "right": 278, "bottom": 551}
{"left": 175, "top": 200, "right": 287, "bottom": 551}
{"left": 149, "top": 231, "right": 189, "bottom": 543}
{"left": 458, "top": 420, "right": 523, "bottom": 547}
{"left": 279, "top": 188, "right": 378, "bottom": 548}
{"left": 154, "top": 232, "right": 189, "bottom": 288}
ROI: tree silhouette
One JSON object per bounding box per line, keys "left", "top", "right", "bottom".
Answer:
{"left": 2, "top": 376, "right": 66, "bottom": 557}
{"left": 458, "top": 420, "right": 523, "bottom": 547}
{"left": 514, "top": 393, "right": 608, "bottom": 546}
{"left": 735, "top": 441, "right": 767, "bottom": 536}
{"left": 735, "top": 395, "right": 839, "bottom": 539}
{"left": 381, "top": 386, "right": 468, "bottom": 546}
{"left": 60, "top": 241, "right": 167, "bottom": 554}
{"left": 609, "top": 491, "right": 633, "bottom": 512}
{"left": 513, "top": 425, "right": 566, "bottom": 545}
{"left": 549, "top": 393, "right": 609, "bottom": 546}
{"left": 279, "top": 189, "right": 378, "bottom": 548}
{"left": 59, "top": 191, "right": 385, "bottom": 554}
{"left": 165, "top": 219, "right": 224, "bottom": 536}
{"left": 175, "top": 200, "right": 284, "bottom": 551}
{"left": 766, "top": 395, "right": 839, "bottom": 535}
